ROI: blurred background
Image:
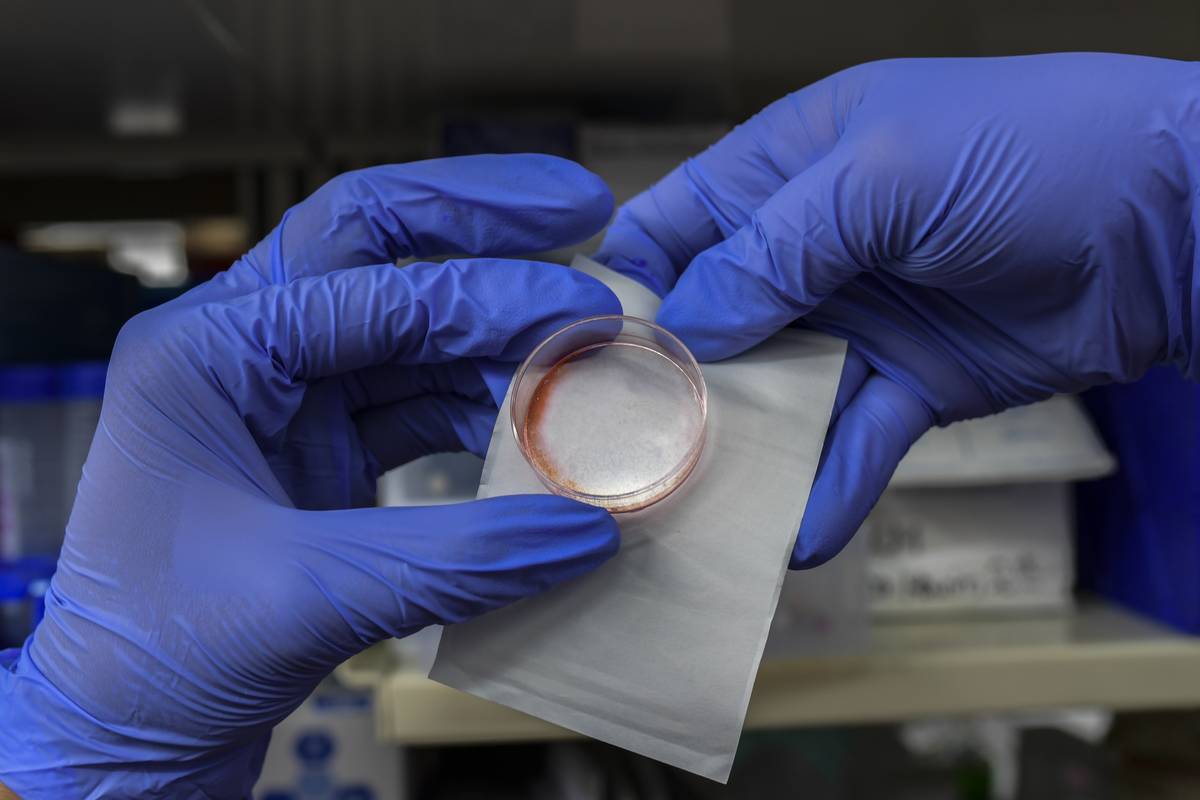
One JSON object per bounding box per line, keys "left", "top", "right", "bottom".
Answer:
{"left": 2, "top": 2, "right": 1200, "bottom": 798}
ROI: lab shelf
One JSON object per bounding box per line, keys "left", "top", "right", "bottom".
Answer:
{"left": 343, "top": 601, "right": 1200, "bottom": 745}
{"left": 0, "top": 133, "right": 428, "bottom": 173}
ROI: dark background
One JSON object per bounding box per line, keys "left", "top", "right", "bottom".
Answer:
{"left": 4, "top": 0, "right": 1200, "bottom": 242}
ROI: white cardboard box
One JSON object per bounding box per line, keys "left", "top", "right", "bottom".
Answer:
{"left": 866, "top": 483, "right": 1074, "bottom": 615}
{"left": 867, "top": 396, "right": 1115, "bottom": 616}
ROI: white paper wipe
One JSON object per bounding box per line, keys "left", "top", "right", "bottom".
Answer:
{"left": 429, "top": 257, "right": 847, "bottom": 782}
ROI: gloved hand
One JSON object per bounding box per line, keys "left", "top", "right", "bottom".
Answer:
{"left": 0, "top": 154, "right": 622, "bottom": 799}
{"left": 597, "top": 53, "right": 1200, "bottom": 567}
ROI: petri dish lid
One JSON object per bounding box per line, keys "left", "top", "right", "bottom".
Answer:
{"left": 511, "top": 315, "right": 707, "bottom": 513}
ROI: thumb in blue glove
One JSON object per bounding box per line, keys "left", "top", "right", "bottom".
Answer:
{"left": 598, "top": 53, "right": 1200, "bottom": 568}
{"left": 0, "top": 154, "right": 622, "bottom": 799}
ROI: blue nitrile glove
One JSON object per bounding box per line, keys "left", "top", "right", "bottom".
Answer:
{"left": 0, "top": 154, "right": 622, "bottom": 799}
{"left": 596, "top": 54, "right": 1200, "bottom": 568}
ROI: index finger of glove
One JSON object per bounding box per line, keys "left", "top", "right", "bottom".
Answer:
{"left": 196, "top": 154, "right": 615, "bottom": 302}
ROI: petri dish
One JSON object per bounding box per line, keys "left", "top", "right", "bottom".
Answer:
{"left": 511, "top": 315, "right": 707, "bottom": 512}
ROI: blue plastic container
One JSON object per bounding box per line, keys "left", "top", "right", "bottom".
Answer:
{"left": 0, "top": 364, "right": 57, "bottom": 403}
{"left": 0, "top": 365, "right": 62, "bottom": 560}
{"left": 0, "top": 555, "right": 56, "bottom": 648}
{"left": 1077, "top": 367, "right": 1200, "bottom": 634}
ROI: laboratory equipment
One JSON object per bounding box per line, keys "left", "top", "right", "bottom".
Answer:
{"left": 0, "top": 363, "right": 104, "bottom": 646}
{"left": 0, "top": 365, "right": 64, "bottom": 560}
{"left": 510, "top": 315, "right": 707, "bottom": 512}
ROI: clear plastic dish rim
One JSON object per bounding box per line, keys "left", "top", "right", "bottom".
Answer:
{"left": 510, "top": 314, "right": 709, "bottom": 512}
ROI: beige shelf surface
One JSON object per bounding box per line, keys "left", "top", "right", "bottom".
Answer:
{"left": 341, "top": 601, "right": 1200, "bottom": 746}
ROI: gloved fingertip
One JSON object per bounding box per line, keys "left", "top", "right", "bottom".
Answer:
{"left": 573, "top": 167, "right": 616, "bottom": 233}
{"left": 790, "top": 376, "right": 933, "bottom": 570}
{"left": 790, "top": 473, "right": 859, "bottom": 569}
{"left": 567, "top": 270, "right": 625, "bottom": 319}
{"left": 525, "top": 155, "right": 615, "bottom": 243}
{"left": 789, "top": 538, "right": 845, "bottom": 570}
{"left": 656, "top": 296, "right": 757, "bottom": 363}
{"left": 594, "top": 212, "right": 679, "bottom": 297}
{"left": 445, "top": 494, "right": 619, "bottom": 596}
{"left": 522, "top": 495, "right": 620, "bottom": 571}
{"left": 526, "top": 494, "right": 622, "bottom": 562}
